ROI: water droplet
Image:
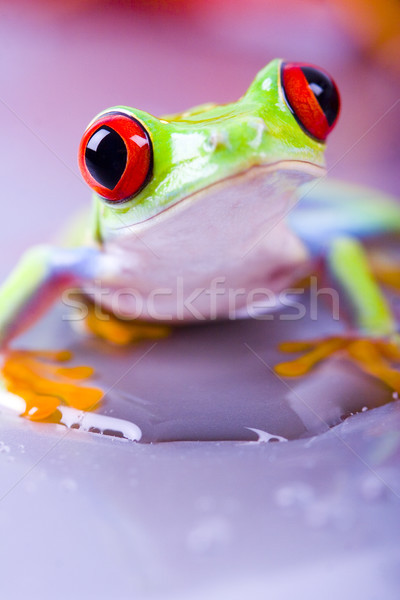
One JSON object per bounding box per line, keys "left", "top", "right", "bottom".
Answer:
{"left": 275, "top": 482, "right": 314, "bottom": 508}
{"left": 187, "top": 517, "right": 232, "bottom": 554}
{"left": 0, "top": 441, "right": 10, "bottom": 454}
{"left": 60, "top": 478, "right": 78, "bottom": 493}
{"left": 360, "top": 475, "right": 386, "bottom": 502}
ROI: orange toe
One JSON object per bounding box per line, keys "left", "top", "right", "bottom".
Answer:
{"left": 1, "top": 349, "right": 103, "bottom": 422}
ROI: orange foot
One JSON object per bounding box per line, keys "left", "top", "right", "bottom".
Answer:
{"left": 1, "top": 349, "right": 103, "bottom": 422}
{"left": 369, "top": 250, "right": 400, "bottom": 291}
{"left": 275, "top": 336, "right": 400, "bottom": 393}
{"left": 80, "top": 300, "right": 171, "bottom": 346}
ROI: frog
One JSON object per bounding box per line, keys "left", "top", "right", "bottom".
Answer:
{"left": 1, "top": 58, "right": 400, "bottom": 423}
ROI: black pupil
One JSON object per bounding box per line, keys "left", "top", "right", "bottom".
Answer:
{"left": 301, "top": 66, "right": 339, "bottom": 126}
{"left": 85, "top": 126, "right": 127, "bottom": 190}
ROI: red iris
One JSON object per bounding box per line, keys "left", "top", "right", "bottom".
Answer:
{"left": 281, "top": 62, "right": 340, "bottom": 142}
{"left": 78, "top": 112, "right": 152, "bottom": 202}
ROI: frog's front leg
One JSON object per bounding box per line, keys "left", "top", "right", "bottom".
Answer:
{"left": 0, "top": 244, "right": 170, "bottom": 422}
{"left": 0, "top": 244, "right": 116, "bottom": 421}
{"left": 0, "top": 244, "right": 113, "bottom": 348}
{"left": 276, "top": 236, "right": 400, "bottom": 392}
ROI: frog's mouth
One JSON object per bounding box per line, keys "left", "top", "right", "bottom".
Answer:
{"left": 106, "top": 159, "right": 326, "bottom": 233}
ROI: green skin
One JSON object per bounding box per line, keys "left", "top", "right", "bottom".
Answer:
{"left": 0, "top": 58, "right": 399, "bottom": 350}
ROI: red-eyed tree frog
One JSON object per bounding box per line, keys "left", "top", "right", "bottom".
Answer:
{"left": 1, "top": 59, "right": 400, "bottom": 422}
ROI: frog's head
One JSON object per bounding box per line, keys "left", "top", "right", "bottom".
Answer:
{"left": 78, "top": 59, "right": 340, "bottom": 236}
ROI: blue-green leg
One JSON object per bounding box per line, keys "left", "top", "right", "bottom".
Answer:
{"left": 276, "top": 236, "right": 400, "bottom": 391}
{"left": 0, "top": 245, "right": 108, "bottom": 348}
{"left": 327, "top": 236, "right": 397, "bottom": 337}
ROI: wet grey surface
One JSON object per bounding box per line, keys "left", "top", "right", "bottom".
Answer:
{"left": 1, "top": 298, "right": 398, "bottom": 600}
{"left": 0, "top": 402, "right": 399, "bottom": 600}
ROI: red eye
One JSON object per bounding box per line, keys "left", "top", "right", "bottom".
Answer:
{"left": 281, "top": 62, "right": 340, "bottom": 141}
{"left": 78, "top": 112, "right": 152, "bottom": 202}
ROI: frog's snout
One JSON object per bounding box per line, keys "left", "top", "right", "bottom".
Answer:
{"left": 78, "top": 112, "right": 153, "bottom": 203}
{"left": 281, "top": 62, "right": 340, "bottom": 142}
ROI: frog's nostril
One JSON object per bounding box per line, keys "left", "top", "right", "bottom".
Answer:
{"left": 78, "top": 112, "right": 153, "bottom": 203}
{"left": 281, "top": 62, "right": 340, "bottom": 141}
{"left": 204, "top": 130, "right": 230, "bottom": 152}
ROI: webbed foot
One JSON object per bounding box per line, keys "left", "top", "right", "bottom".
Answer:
{"left": 1, "top": 349, "right": 103, "bottom": 422}
{"left": 275, "top": 335, "right": 400, "bottom": 393}
{"left": 369, "top": 249, "right": 400, "bottom": 291}
{"left": 78, "top": 299, "right": 171, "bottom": 345}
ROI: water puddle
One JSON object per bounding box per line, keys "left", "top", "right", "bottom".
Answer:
{"left": 0, "top": 314, "right": 396, "bottom": 443}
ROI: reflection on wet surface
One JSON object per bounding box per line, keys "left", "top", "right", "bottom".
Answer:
{"left": 0, "top": 298, "right": 395, "bottom": 443}
{"left": 2, "top": 349, "right": 102, "bottom": 421}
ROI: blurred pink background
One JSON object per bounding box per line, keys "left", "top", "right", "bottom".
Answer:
{"left": 1, "top": 0, "right": 399, "bottom": 278}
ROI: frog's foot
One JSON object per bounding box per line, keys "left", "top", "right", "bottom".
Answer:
{"left": 78, "top": 299, "right": 171, "bottom": 346}
{"left": 369, "top": 250, "right": 400, "bottom": 291}
{"left": 275, "top": 335, "right": 400, "bottom": 393}
{"left": 1, "top": 349, "right": 103, "bottom": 422}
